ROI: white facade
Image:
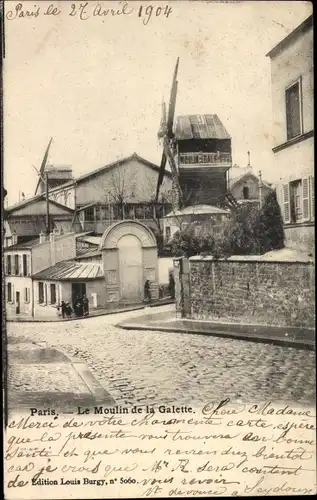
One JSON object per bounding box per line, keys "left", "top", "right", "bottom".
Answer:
{"left": 267, "top": 15, "right": 314, "bottom": 253}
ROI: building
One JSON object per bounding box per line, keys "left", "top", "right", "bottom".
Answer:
{"left": 35, "top": 164, "right": 74, "bottom": 195}
{"left": 4, "top": 231, "right": 78, "bottom": 318}
{"left": 4, "top": 195, "right": 75, "bottom": 247}
{"left": 267, "top": 14, "right": 314, "bottom": 253}
{"left": 163, "top": 204, "right": 229, "bottom": 242}
{"left": 174, "top": 114, "right": 232, "bottom": 206}
{"left": 46, "top": 153, "right": 173, "bottom": 233}
{"left": 229, "top": 163, "right": 272, "bottom": 206}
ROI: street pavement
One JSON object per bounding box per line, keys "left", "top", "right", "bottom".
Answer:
{"left": 6, "top": 305, "right": 316, "bottom": 408}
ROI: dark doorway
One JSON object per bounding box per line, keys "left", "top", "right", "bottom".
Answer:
{"left": 72, "top": 283, "right": 86, "bottom": 307}
{"left": 243, "top": 186, "right": 249, "bottom": 199}
{"left": 16, "top": 291, "right": 20, "bottom": 314}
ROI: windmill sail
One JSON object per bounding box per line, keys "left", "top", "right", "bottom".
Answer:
{"left": 34, "top": 137, "right": 53, "bottom": 195}
{"left": 155, "top": 58, "right": 180, "bottom": 204}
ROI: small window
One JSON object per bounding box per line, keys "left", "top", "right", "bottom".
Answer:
{"left": 7, "top": 255, "right": 12, "bottom": 276}
{"left": 286, "top": 80, "right": 302, "bottom": 140}
{"left": 24, "top": 288, "right": 30, "bottom": 303}
{"left": 290, "top": 180, "right": 302, "bottom": 223}
{"left": 243, "top": 186, "right": 249, "bottom": 200}
{"left": 22, "top": 254, "right": 28, "bottom": 276}
{"left": 5, "top": 237, "right": 12, "bottom": 247}
{"left": 7, "top": 283, "right": 12, "bottom": 302}
{"left": 50, "top": 284, "right": 57, "bottom": 305}
{"left": 84, "top": 207, "right": 95, "bottom": 222}
{"left": 165, "top": 226, "right": 171, "bottom": 240}
{"left": 38, "top": 282, "right": 44, "bottom": 304}
{"left": 14, "top": 254, "right": 19, "bottom": 275}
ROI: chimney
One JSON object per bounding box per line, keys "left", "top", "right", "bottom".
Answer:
{"left": 39, "top": 232, "right": 46, "bottom": 244}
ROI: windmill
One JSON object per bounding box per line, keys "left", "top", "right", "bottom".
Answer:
{"left": 156, "top": 58, "right": 183, "bottom": 210}
{"left": 32, "top": 137, "right": 53, "bottom": 234}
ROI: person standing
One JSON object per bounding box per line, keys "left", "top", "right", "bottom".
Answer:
{"left": 144, "top": 279, "right": 152, "bottom": 303}
{"left": 83, "top": 295, "right": 89, "bottom": 316}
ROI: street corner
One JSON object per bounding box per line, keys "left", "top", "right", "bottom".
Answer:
{"left": 6, "top": 344, "right": 116, "bottom": 415}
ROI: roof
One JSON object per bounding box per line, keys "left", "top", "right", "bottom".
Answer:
{"left": 229, "top": 170, "right": 272, "bottom": 189}
{"left": 6, "top": 194, "right": 75, "bottom": 215}
{"left": 5, "top": 219, "right": 48, "bottom": 237}
{"left": 165, "top": 204, "right": 229, "bottom": 218}
{"left": 32, "top": 260, "right": 104, "bottom": 281}
{"left": 77, "top": 236, "right": 102, "bottom": 246}
{"left": 74, "top": 250, "right": 102, "bottom": 260}
{"left": 5, "top": 237, "right": 40, "bottom": 250}
{"left": 266, "top": 15, "right": 313, "bottom": 58}
{"left": 48, "top": 153, "right": 172, "bottom": 192}
{"left": 174, "top": 115, "right": 231, "bottom": 140}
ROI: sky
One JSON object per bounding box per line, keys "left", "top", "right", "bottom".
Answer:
{"left": 3, "top": 0, "right": 312, "bottom": 205}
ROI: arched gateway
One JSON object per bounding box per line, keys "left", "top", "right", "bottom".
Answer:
{"left": 99, "top": 220, "right": 158, "bottom": 304}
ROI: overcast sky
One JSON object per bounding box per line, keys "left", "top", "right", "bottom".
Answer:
{"left": 4, "top": 0, "right": 312, "bottom": 205}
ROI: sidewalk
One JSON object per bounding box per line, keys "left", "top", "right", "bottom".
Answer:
{"left": 117, "top": 310, "right": 315, "bottom": 351}
{"left": 6, "top": 298, "right": 175, "bottom": 323}
{"left": 7, "top": 340, "right": 116, "bottom": 414}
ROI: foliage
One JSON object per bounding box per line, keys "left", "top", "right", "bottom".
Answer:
{"left": 165, "top": 190, "right": 284, "bottom": 258}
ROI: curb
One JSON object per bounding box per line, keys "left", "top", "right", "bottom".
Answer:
{"left": 6, "top": 300, "right": 175, "bottom": 323}
{"left": 116, "top": 321, "right": 315, "bottom": 351}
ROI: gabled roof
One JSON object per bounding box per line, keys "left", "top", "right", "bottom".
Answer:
{"left": 229, "top": 170, "right": 272, "bottom": 189}
{"left": 6, "top": 194, "right": 75, "bottom": 215}
{"left": 32, "top": 260, "right": 103, "bottom": 281}
{"left": 174, "top": 115, "right": 231, "bottom": 140}
{"left": 266, "top": 15, "right": 313, "bottom": 58}
{"left": 48, "top": 153, "right": 172, "bottom": 192}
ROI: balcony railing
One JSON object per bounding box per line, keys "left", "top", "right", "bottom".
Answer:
{"left": 178, "top": 152, "right": 232, "bottom": 166}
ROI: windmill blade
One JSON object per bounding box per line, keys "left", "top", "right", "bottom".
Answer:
{"left": 34, "top": 137, "right": 53, "bottom": 195}
{"left": 167, "top": 57, "right": 179, "bottom": 137}
{"left": 155, "top": 150, "right": 167, "bottom": 203}
{"left": 39, "top": 137, "right": 53, "bottom": 176}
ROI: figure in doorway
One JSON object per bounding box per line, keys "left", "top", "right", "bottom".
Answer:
{"left": 65, "top": 301, "right": 73, "bottom": 319}
{"left": 83, "top": 295, "right": 89, "bottom": 316}
{"left": 144, "top": 279, "right": 152, "bottom": 303}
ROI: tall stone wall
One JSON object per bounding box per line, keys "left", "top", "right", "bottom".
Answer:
{"left": 187, "top": 257, "right": 315, "bottom": 327}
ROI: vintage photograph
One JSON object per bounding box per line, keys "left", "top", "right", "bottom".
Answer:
{"left": 2, "top": 0, "right": 315, "bottom": 497}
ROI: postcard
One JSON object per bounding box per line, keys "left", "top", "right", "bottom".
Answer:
{"left": 2, "top": 0, "right": 315, "bottom": 498}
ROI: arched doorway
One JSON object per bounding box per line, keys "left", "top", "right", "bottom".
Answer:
{"left": 118, "top": 234, "right": 143, "bottom": 301}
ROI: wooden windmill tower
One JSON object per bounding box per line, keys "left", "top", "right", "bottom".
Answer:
{"left": 156, "top": 59, "right": 238, "bottom": 211}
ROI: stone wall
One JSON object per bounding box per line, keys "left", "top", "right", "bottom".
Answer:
{"left": 186, "top": 257, "right": 315, "bottom": 327}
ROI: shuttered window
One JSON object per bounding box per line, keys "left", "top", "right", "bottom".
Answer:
{"left": 7, "top": 255, "right": 12, "bottom": 275}
{"left": 14, "top": 254, "right": 19, "bottom": 275}
{"left": 282, "top": 184, "right": 291, "bottom": 223}
{"left": 302, "top": 177, "right": 310, "bottom": 221}
{"left": 310, "top": 176, "right": 314, "bottom": 221}
{"left": 22, "top": 254, "right": 28, "bottom": 276}
{"left": 24, "top": 288, "right": 30, "bottom": 303}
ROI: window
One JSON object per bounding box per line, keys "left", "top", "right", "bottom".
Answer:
{"left": 286, "top": 80, "right": 302, "bottom": 140}
{"left": 7, "top": 283, "right": 12, "bottom": 302}
{"left": 50, "top": 284, "right": 57, "bottom": 304}
{"left": 282, "top": 176, "right": 313, "bottom": 224}
{"left": 7, "top": 255, "right": 12, "bottom": 276}
{"left": 84, "top": 207, "right": 95, "bottom": 222}
{"left": 38, "top": 282, "right": 44, "bottom": 304}
{"left": 24, "top": 288, "right": 30, "bottom": 303}
{"left": 5, "top": 237, "right": 12, "bottom": 247}
{"left": 165, "top": 226, "right": 171, "bottom": 240}
{"left": 22, "top": 254, "right": 28, "bottom": 276}
{"left": 14, "top": 254, "right": 19, "bottom": 275}
{"left": 243, "top": 186, "right": 249, "bottom": 200}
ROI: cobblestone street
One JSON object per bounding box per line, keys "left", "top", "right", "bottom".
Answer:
{"left": 6, "top": 306, "right": 316, "bottom": 407}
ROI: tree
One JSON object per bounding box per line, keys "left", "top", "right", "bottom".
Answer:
{"left": 253, "top": 189, "right": 284, "bottom": 253}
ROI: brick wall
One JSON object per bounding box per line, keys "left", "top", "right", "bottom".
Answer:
{"left": 187, "top": 257, "right": 315, "bottom": 327}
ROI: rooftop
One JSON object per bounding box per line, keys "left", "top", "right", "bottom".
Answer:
{"left": 174, "top": 115, "right": 231, "bottom": 140}
{"left": 165, "top": 204, "right": 229, "bottom": 218}
{"left": 266, "top": 14, "right": 313, "bottom": 59}
{"left": 32, "top": 260, "right": 103, "bottom": 281}
{"left": 5, "top": 237, "right": 40, "bottom": 251}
